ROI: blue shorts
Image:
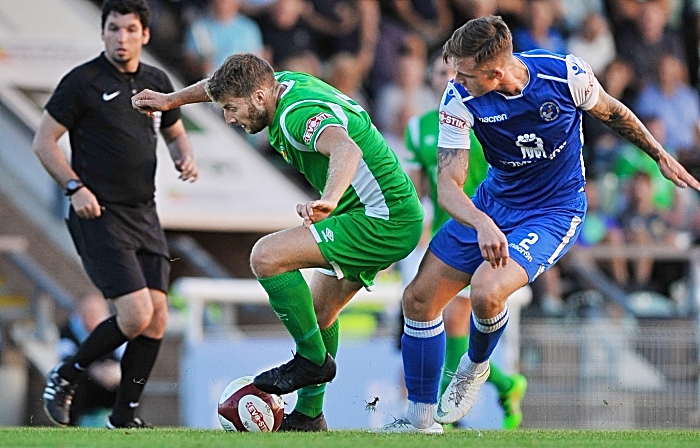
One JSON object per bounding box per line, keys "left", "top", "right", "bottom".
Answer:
{"left": 429, "top": 187, "right": 587, "bottom": 282}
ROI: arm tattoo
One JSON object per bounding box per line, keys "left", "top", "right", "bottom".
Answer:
{"left": 589, "top": 95, "right": 660, "bottom": 161}
{"left": 438, "top": 147, "right": 470, "bottom": 181}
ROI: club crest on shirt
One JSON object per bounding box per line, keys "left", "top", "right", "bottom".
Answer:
{"left": 539, "top": 101, "right": 560, "bottom": 122}
{"left": 304, "top": 112, "right": 332, "bottom": 143}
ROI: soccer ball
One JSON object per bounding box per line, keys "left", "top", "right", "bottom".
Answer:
{"left": 218, "top": 376, "right": 285, "bottom": 432}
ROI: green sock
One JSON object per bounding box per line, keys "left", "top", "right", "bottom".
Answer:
{"left": 488, "top": 362, "right": 514, "bottom": 396}
{"left": 440, "top": 335, "right": 469, "bottom": 396}
{"left": 258, "top": 271, "right": 326, "bottom": 365}
{"left": 295, "top": 320, "right": 339, "bottom": 417}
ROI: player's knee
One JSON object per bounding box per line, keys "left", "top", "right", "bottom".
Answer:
{"left": 250, "top": 237, "right": 279, "bottom": 278}
{"left": 149, "top": 302, "right": 169, "bottom": 334}
{"left": 401, "top": 283, "right": 430, "bottom": 320}
{"left": 119, "top": 302, "right": 155, "bottom": 338}
{"left": 470, "top": 283, "right": 507, "bottom": 316}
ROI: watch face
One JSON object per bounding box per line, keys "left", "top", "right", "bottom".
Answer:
{"left": 67, "top": 180, "right": 80, "bottom": 190}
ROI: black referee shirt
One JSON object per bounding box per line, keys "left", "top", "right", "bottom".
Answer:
{"left": 45, "top": 53, "right": 181, "bottom": 206}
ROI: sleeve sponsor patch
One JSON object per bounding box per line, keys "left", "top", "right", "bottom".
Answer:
{"left": 439, "top": 111, "right": 466, "bottom": 129}
{"left": 303, "top": 112, "right": 333, "bottom": 143}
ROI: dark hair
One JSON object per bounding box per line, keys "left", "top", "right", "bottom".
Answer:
{"left": 443, "top": 15, "right": 512, "bottom": 66}
{"left": 206, "top": 53, "right": 276, "bottom": 102}
{"left": 101, "top": 0, "right": 151, "bottom": 30}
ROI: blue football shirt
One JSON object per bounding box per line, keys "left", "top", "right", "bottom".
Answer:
{"left": 438, "top": 50, "right": 600, "bottom": 209}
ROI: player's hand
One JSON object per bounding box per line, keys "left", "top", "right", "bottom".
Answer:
{"left": 132, "top": 89, "right": 171, "bottom": 116}
{"left": 474, "top": 217, "right": 509, "bottom": 269}
{"left": 175, "top": 155, "right": 199, "bottom": 182}
{"left": 296, "top": 199, "right": 337, "bottom": 228}
{"left": 70, "top": 187, "right": 103, "bottom": 219}
{"left": 657, "top": 151, "right": 700, "bottom": 191}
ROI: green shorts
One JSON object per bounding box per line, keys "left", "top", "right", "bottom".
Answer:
{"left": 309, "top": 210, "right": 422, "bottom": 288}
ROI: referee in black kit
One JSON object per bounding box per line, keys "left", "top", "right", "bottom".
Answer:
{"left": 32, "top": 0, "right": 198, "bottom": 428}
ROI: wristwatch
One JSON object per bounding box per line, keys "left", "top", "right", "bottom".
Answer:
{"left": 65, "top": 179, "right": 85, "bottom": 196}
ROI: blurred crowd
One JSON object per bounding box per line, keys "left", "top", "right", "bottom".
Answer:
{"left": 106, "top": 0, "right": 700, "bottom": 316}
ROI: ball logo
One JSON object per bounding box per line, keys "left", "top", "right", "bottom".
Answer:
{"left": 245, "top": 400, "right": 271, "bottom": 431}
{"left": 539, "top": 101, "right": 560, "bottom": 122}
{"left": 439, "top": 110, "right": 466, "bottom": 129}
{"left": 304, "top": 112, "right": 332, "bottom": 143}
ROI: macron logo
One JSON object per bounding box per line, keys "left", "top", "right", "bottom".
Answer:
{"left": 102, "top": 91, "right": 121, "bottom": 101}
{"left": 477, "top": 113, "right": 507, "bottom": 123}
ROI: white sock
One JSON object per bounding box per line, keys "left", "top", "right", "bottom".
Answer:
{"left": 406, "top": 401, "right": 436, "bottom": 428}
{"left": 457, "top": 353, "right": 489, "bottom": 376}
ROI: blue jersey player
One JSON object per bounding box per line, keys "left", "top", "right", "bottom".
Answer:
{"left": 380, "top": 16, "right": 700, "bottom": 433}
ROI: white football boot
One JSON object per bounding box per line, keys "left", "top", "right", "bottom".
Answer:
{"left": 434, "top": 358, "right": 490, "bottom": 424}
{"left": 375, "top": 418, "right": 444, "bottom": 434}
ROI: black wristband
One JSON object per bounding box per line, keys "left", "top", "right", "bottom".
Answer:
{"left": 65, "top": 179, "right": 84, "bottom": 196}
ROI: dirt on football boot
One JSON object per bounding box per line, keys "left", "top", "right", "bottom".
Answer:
{"left": 254, "top": 352, "right": 336, "bottom": 395}
{"left": 43, "top": 362, "right": 77, "bottom": 427}
{"left": 500, "top": 373, "right": 528, "bottom": 430}
{"left": 279, "top": 410, "right": 328, "bottom": 432}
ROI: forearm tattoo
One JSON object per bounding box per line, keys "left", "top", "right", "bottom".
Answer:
{"left": 592, "top": 95, "right": 660, "bottom": 161}
{"left": 438, "top": 147, "right": 469, "bottom": 172}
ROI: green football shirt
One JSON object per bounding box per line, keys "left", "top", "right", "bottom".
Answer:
{"left": 267, "top": 71, "right": 423, "bottom": 222}
{"left": 405, "top": 109, "right": 489, "bottom": 235}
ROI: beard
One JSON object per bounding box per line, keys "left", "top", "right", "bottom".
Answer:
{"left": 244, "top": 99, "right": 270, "bottom": 134}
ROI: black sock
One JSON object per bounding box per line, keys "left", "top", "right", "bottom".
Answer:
{"left": 58, "top": 315, "right": 127, "bottom": 383}
{"left": 110, "top": 335, "right": 162, "bottom": 425}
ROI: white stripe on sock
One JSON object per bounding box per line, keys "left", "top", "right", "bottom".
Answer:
{"left": 472, "top": 306, "right": 509, "bottom": 333}
{"left": 404, "top": 316, "right": 444, "bottom": 338}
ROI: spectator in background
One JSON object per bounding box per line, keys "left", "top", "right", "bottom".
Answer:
{"left": 635, "top": 53, "right": 700, "bottom": 158}
{"left": 567, "top": 12, "right": 616, "bottom": 74}
{"left": 324, "top": 52, "right": 371, "bottom": 114}
{"left": 535, "top": 179, "right": 627, "bottom": 316}
{"left": 367, "top": 1, "right": 440, "bottom": 97}
{"left": 583, "top": 59, "right": 637, "bottom": 177}
{"left": 58, "top": 294, "right": 124, "bottom": 427}
{"left": 182, "top": 0, "right": 263, "bottom": 82}
{"left": 304, "top": 0, "right": 380, "bottom": 79}
{"left": 615, "top": 0, "right": 685, "bottom": 89}
{"left": 449, "top": 0, "right": 498, "bottom": 26}
{"left": 618, "top": 170, "right": 679, "bottom": 291}
{"left": 614, "top": 116, "right": 677, "bottom": 212}
{"left": 576, "top": 179, "right": 627, "bottom": 287}
{"left": 557, "top": 0, "right": 604, "bottom": 34}
{"left": 389, "top": 0, "right": 454, "bottom": 52}
{"left": 512, "top": 0, "right": 566, "bottom": 54}
{"left": 277, "top": 50, "right": 322, "bottom": 79}
{"left": 373, "top": 42, "right": 434, "bottom": 164}
{"left": 605, "top": 0, "right": 642, "bottom": 37}
{"left": 254, "top": 0, "right": 316, "bottom": 69}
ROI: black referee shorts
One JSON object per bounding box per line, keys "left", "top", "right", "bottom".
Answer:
{"left": 66, "top": 201, "right": 170, "bottom": 299}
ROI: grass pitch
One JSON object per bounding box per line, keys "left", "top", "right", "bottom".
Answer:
{"left": 1, "top": 428, "right": 699, "bottom": 448}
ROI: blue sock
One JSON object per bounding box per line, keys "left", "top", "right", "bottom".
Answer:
{"left": 467, "top": 306, "right": 509, "bottom": 363}
{"left": 402, "top": 316, "right": 446, "bottom": 404}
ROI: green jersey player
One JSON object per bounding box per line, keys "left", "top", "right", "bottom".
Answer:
{"left": 132, "top": 53, "right": 423, "bottom": 431}
{"left": 402, "top": 54, "right": 527, "bottom": 430}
